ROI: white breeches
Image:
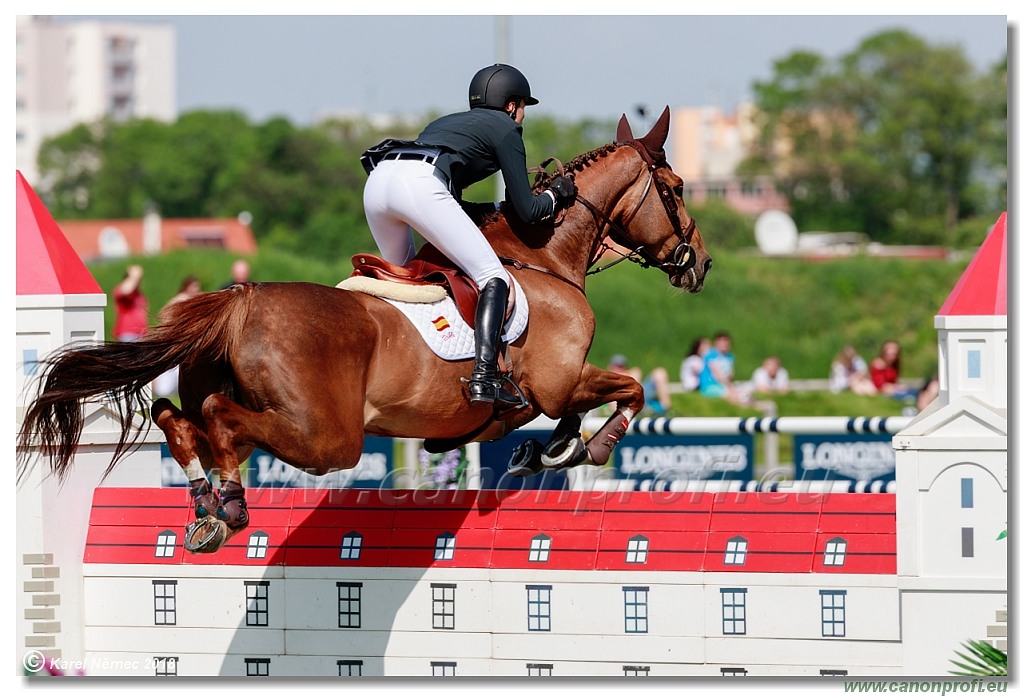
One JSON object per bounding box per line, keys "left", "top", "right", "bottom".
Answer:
{"left": 363, "top": 159, "right": 509, "bottom": 290}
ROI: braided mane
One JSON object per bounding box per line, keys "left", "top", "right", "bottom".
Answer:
{"left": 530, "top": 143, "right": 622, "bottom": 191}
{"left": 476, "top": 142, "right": 624, "bottom": 228}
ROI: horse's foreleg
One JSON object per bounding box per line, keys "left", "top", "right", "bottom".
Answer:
{"left": 541, "top": 365, "right": 645, "bottom": 468}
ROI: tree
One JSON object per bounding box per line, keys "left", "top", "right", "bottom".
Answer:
{"left": 740, "top": 30, "right": 1006, "bottom": 246}
{"left": 35, "top": 109, "right": 613, "bottom": 263}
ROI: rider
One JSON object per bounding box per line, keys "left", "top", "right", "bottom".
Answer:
{"left": 361, "top": 64, "right": 577, "bottom": 409}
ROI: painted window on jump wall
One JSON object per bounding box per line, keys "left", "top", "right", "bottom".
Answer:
{"left": 154, "top": 530, "right": 177, "bottom": 558}
{"left": 724, "top": 536, "right": 748, "bottom": 565}
{"left": 623, "top": 586, "right": 649, "bottom": 633}
{"left": 153, "top": 657, "right": 178, "bottom": 676}
{"left": 339, "top": 531, "right": 363, "bottom": 560}
{"left": 526, "top": 585, "right": 552, "bottom": 631}
{"left": 434, "top": 533, "right": 456, "bottom": 561}
{"left": 626, "top": 535, "right": 649, "bottom": 564}
{"left": 529, "top": 534, "right": 552, "bottom": 562}
{"left": 152, "top": 580, "right": 176, "bottom": 625}
{"left": 823, "top": 537, "right": 848, "bottom": 567}
{"left": 245, "top": 581, "right": 270, "bottom": 627}
{"left": 337, "top": 582, "right": 362, "bottom": 629}
{"left": 721, "top": 588, "right": 747, "bottom": 635}
{"left": 246, "top": 531, "right": 269, "bottom": 559}
{"left": 337, "top": 660, "right": 363, "bottom": 676}
{"left": 623, "top": 665, "right": 650, "bottom": 677}
{"left": 431, "top": 583, "right": 456, "bottom": 629}
{"left": 431, "top": 661, "right": 456, "bottom": 676}
{"left": 820, "top": 590, "right": 847, "bottom": 637}
{"left": 245, "top": 658, "right": 270, "bottom": 676}
{"left": 527, "top": 663, "right": 553, "bottom": 676}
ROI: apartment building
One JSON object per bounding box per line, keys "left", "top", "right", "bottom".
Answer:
{"left": 15, "top": 16, "right": 176, "bottom": 185}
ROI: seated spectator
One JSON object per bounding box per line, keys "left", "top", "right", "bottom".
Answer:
{"left": 870, "top": 340, "right": 917, "bottom": 401}
{"left": 699, "top": 332, "right": 750, "bottom": 406}
{"left": 750, "top": 355, "right": 790, "bottom": 394}
{"left": 609, "top": 354, "right": 672, "bottom": 416}
{"left": 679, "top": 336, "right": 710, "bottom": 393}
{"left": 830, "top": 345, "right": 875, "bottom": 395}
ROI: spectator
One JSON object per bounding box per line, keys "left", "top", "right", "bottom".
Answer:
{"left": 221, "top": 259, "right": 252, "bottom": 289}
{"left": 153, "top": 276, "right": 203, "bottom": 398}
{"left": 750, "top": 355, "right": 790, "bottom": 394}
{"left": 609, "top": 354, "right": 672, "bottom": 416}
{"left": 699, "top": 332, "right": 750, "bottom": 406}
{"left": 112, "top": 264, "right": 149, "bottom": 342}
{"left": 870, "top": 340, "right": 916, "bottom": 401}
{"left": 830, "top": 345, "right": 875, "bottom": 395}
{"left": 917, "top": 375, "right": 940, "bottom": 412}
{"left": 157, "top": 275, "right": 202, "bottom": 323}
{"left": 679, "top": 336, "right": 710, "bottom": 392}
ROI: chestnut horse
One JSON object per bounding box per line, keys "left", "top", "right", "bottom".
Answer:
{"left": 18, "top": 107, "right": 712, "bottom": 553}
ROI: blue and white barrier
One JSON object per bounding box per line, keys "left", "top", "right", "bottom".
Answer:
{"left": 581, "top": 415, "right": 913, "bottom": 436}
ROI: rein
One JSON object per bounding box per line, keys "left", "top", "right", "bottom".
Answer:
{"left": 499, "top": 255, "right": 587, "bottom": 296}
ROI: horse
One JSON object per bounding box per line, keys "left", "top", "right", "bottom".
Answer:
{"left": 17, "top": 106, "right": 712, "bottom": 554}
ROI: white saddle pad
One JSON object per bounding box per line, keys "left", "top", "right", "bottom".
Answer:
{"left": 337, "top": 275, "right": 529, "bottom": 361}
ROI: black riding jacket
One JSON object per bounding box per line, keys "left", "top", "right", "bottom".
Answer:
{"left": 418, "top": 108, "right": 555, "bottom": 222}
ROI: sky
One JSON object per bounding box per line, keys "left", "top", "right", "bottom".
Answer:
{"left": 46, "top": 10, "right": 1011, "bottom": 127}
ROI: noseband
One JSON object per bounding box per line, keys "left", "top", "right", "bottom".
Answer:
{"left": 577, "top": 141, "right": 697, "bottom": 278}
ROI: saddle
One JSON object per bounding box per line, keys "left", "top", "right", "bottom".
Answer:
{"left": 350, "top": 246, "right": 482, "bottom": 328}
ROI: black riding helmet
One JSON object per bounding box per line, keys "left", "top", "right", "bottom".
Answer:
{"left": 468, "top": 64, "right": 539, "bottom": 110}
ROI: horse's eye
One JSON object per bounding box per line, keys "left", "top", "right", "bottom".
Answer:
{"left": 673, "top": 184, "right": 684, "bottom": 198}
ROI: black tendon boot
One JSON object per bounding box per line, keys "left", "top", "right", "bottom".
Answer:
{"left": 467, "top": 278, "right": 520, "bottom": 408}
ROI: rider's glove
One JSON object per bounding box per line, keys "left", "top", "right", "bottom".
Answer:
{"left": 547, "top": 175, "right": 577, "bottom": 207}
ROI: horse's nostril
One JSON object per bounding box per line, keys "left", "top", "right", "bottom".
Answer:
{"left": 704, "top": 258, "right": 713, "bottom": 272}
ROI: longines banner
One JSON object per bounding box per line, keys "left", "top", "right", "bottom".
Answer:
{"left": 793, "top": 433, "right": 896, "bottom": 483}
{"left": 610, "top": 433, "right": 754, "bottom": 489}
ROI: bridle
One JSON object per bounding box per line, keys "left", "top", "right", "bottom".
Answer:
{"left": 580, "top": 141, "right": 697, "bottom": 278}
{"left": 501, "top": 143, "right": 697, "bottom": 293}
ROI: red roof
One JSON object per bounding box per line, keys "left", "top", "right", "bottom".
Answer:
{"left": 85, "top": 488, "right": 896, "bottom": 575}
{"left": 56, "top": 217, "right": 257, "bottom": 260}
{"left": 938, "top": 212, "right": 1008, "bottom": 316}
{"left": 16, "top": 171, "right": 102, "bottom": 295}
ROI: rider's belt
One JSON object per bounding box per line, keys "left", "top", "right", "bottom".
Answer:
{"left": 382, "top": 150, "right": 439, "bottom": 165}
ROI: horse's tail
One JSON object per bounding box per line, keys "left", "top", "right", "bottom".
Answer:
{"left": 17, "top": 285, "right": 254, "bottom": 483}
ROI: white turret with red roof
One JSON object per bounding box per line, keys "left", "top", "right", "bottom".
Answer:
{"left": 893, "top": 212, "right": 1008, "bottom": 672}
{"left": 16, "top": 170, "right": 163, "bottom": 671}
{"left": 934, "top": 211, "right": 1008, "bottom": 410}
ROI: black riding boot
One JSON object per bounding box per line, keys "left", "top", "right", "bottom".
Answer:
{"left": 467, "top": 278, "right": 520, "bottom": 408}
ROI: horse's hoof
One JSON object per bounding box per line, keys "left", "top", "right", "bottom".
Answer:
{"left": 184, "top": 516, "right": 229, "bottom": 554}
{"left": 508, "top": 439, "right": 544, "bottom": 477}
{"left": 541, "top": 434, "right": 587, "bottom": 469}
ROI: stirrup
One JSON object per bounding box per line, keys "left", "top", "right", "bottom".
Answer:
{"left": 465, "top": 375, "right": 520, "bottom": 408}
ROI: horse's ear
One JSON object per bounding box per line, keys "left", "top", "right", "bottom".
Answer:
{"left": 639, "top": 106, "right": 671, "bottom": 154}
{"left": 616, "top": 114, "right": 634, "bottom": 142}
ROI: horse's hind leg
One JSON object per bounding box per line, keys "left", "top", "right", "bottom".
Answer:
{"left": 152, "top": 398, "right": 233, "bottom": 552}
{"left": 200, "top": 391, "right": 366, "bottom": 529}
